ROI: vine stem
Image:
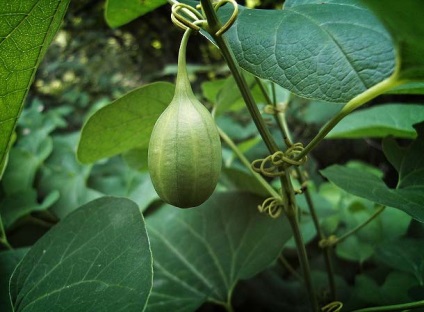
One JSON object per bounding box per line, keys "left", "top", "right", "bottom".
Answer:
{"left": 255, "top": 76, "right": 336, "bottom": 301}
{"left": 200, "top": 0, "right": 279, "bottom": 153}
{"left": 351, "top": 299, "right": 424, "bottom": 312}
{"left": 328, "top": 205, "right": 386, "bottom": 246}
{"left": 199, "top": 0, "right": 318, "bottom": 310}
{"left": 0, "top": 214, "right": 13, "bottom": 250}
{"left": 296, "top": 168, "right": 337, "bottom": 301}
{"left": 295, "top": 74, "right": 403, "bottom": 161}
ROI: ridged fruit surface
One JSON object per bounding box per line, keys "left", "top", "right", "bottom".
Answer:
{"left": 148, "top": 90, "right": 222, "bottom": 208}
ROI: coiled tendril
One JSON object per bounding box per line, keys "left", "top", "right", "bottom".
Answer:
{"left": 321, "top": 301, "right": 343, "bottom": 312}
{"left": 251, "top": 143, "right": 307, "bottom": 177}
{"left": 171, "top": 0, "right": 238, "bottom": 36}
{"left": 258, "top": 197, "right": 284, "bottom": 218}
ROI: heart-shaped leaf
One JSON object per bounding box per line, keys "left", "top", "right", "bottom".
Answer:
{"left": 321, "top": 122, "right": 424, "bottom": 222}
{"left": 219, "top": 0, "right": 395, "bottom": 102}
{"left": 145, "top": 191, "right": 291, "bottom": 311}
{"left": 9, "top": 197, "right": 152, "bottom": 312}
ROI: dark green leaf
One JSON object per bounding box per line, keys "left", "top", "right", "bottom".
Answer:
{"left": 10, "top": 197, "right": 152, "bottom": 312}
{"left": 382, "top": 137, "right": 408, "bottom": 172}
{"left": 387, "top": 82, "right": 424, "bottom": 95}
{"left": 321, "top": 165, "right": 424, "bottom": 222}
{"left": 0, "top": 189, "right": 59, "bottom": 229}
{"left": 321, "top": 123, "right": 424, "bottom": 222}
{"left": 0, "top": 0, "right": 70, "bottom": 178}
{"left": 0, "top": 249, "right": 29, "bottom": 312}
{"left": 78, "top": 82, "right": 174, "bottom": 163}
{"left": 105, "top": 0, "right": 167, "bottom": 28}
{"left": 220, "top": 0, "right": 395, "bottom": 102}
{"left": 354, "top": 275, "right": 381, "bottom": 305}
{"left": 145, "top": 192, "right": 291, "bottom": 311}
{"left": 327, "top": 104, "right": 424, "bottom": 139}
{"left": 365, "top": 0, "right": 424, "bottom": 80}
{"left": 376, "top": 239, "right": 424, "bottom": 285}
{"left": 380, "top": 272, "right": 418, "bottom": 304}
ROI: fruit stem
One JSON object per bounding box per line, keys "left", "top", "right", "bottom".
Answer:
{"left": 175, "top": 28, "right": 195, "bottom": 97}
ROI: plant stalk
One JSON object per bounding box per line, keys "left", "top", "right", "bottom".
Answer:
{"left": 0, "top": 214, "right": 12, "bottom": 250}
{"left": 200, "top": 0, "right": 279, "bottom": 154}
{"left": 255, "top": 75, "right": 336, "bottom": 301}
{"left": 200, "top": 1, "right": 318, "bottom": 310}
{"left": 287, "top": 206, "right": 320, "bottom": 312}
{"left": 331, "top": 205, "right": 386, "bottom": 246}
{"left": 295, "top": 75, "right": 403, "bottom": 161}
{"left": 352, "top": 299, "right": 424, "bottom": 312}
{"left": 296, "top": 167, "right": 337, "bottom": 301}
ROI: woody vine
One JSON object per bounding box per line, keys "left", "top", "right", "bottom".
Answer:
{"left": 155, "top": 0, "right": 424, "bottom": 311}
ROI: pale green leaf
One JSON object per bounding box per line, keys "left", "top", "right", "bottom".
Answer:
{"left": 327, "top": 104, "right": 424, "bottom": 139}
{"left": 105, "top": 0, "right": 167, "bottom": 28}
{"left": 78, "top": 82, "right": 174, "bottom": 163}
{"left": 336, "top": 235, "right": 374, "bottom": 263}
{"left": 9, "top": 197, "right": 152, "bottom": 312}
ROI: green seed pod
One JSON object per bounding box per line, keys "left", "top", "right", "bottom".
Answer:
{"left": 148, "top": 29, "right": 222, "bottom": 208}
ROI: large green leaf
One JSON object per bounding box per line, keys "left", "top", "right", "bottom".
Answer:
{"left": 320, "top": 123, "right": 424, "bottom": 222}
{"left": 0, "top": 0, "right": 70, "bottom": 177}
{"left": 219, "top": 0, "right": 395, "bottom": 103}
{"left": 78, "top": 82, "right": 174, "bottom": 163}
{"left": 387, "top": 82, "right": 424, "bottom": 95}
{"left": 376, "top": 239, "right": 424, "bottom": 285}
{"left": 0, "top": 249, "right": 28, "bottom": 312}
{"left": 327, "top": 104, "right": 424, "bottom": 139}
{"left": 145, "top": 192, "right": 291, "bottom": 311}
{"left": 10, "top": 197, "right": 152, "bottom": 312}
{"left": 105, "top": 0, "right": 167, "bottom": 28}
{"left": 365, "top": 0, "right": 424, "bottom": 81}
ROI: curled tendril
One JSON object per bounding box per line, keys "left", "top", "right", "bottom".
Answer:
{"left": 258, "top": 197, "right": 284, "bottom": 218}
{"left": 321, "top": 301, "right": 343, "bottom": 312}
{"left": 172, "top": 0, "right": 238, "bottom": 36}
{"left": 251, "top": 143, "right": 308, "bottom": 177}
{"left": 319, "top": 235, "right": 338, "bottom": 248}
{"left": 171, "top": 3, "right": 206, "bottom": 31}
{"left": 212, "top": 0, "right": 239, "bottom": 36}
